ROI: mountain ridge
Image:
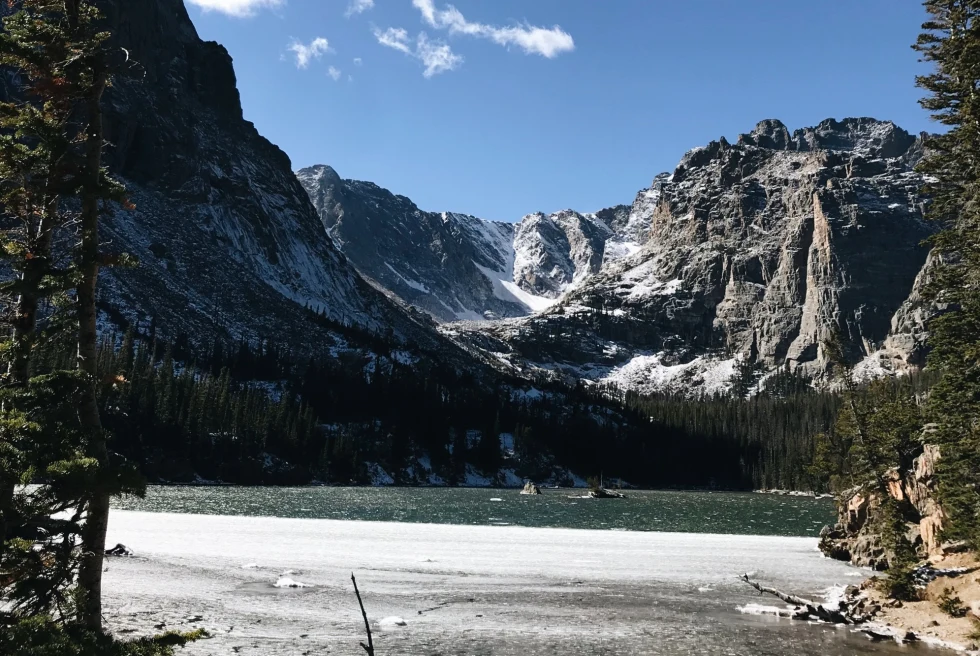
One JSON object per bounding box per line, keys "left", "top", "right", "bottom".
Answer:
{"left": 299, "top": 117, "right": 935, "bottom": 394}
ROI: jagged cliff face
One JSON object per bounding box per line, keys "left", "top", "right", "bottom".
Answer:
{"left": 93, "top": 0, "right": 442, "bottom": 349}
{"left": 297, "top": 164, "right": 526, "bottom": 322}
{"left": 298, "top": 165, "right": 636, "bottom": 322}
{"left": 449, "top": 118, "right": 935, "bottom": 394}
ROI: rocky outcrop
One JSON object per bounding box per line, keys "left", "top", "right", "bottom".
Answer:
{"left": 520, "top": 482, "right": 542, "bottom": 495}
{"left": 451, "top": 118, "right": 936, "bottom": 394}
{"left": 820, "top": 444, "right": 944, "bottom": 569}
{"left": 297, "top": 166, "right": 637, "bottom": 322}
{"left": 512, "top": 210, "right": 611, "bottom": 297}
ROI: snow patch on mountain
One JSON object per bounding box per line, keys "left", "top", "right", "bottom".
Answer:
{"left": 474, "top": 263, "right": 557, "bottom": 315}
{"left": 599, "top": 354, "right": 737, "bottom": 396}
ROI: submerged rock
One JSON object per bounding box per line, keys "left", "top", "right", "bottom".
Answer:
{"left": 588, "top": 488, "right": 626, "bottom": 499}
{"left": 520, "top": 482, "right": 542, "bottom": 495}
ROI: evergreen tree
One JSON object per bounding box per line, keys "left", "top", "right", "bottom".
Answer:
{"left": 0, "top": 0, "right": 142, "bottom": 636}
{"left": 0, "top": 0, "right": 87, "bottom": 573}
{"left": 914, "top": 1, "right": 980, "bottom": 548}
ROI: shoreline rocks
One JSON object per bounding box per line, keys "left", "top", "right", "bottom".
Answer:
{"left": 819, "top": 444, "right": 944, "bottom": 569}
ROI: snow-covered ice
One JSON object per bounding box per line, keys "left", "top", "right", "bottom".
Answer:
{"left": 102, "top": 511, "right": 912, "bottom": 655}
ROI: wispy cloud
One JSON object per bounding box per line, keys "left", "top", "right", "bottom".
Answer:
{"left": 328, "top": 66, "right": 342, "bottom": 81}
{"left": 288, "top": 37, "right": 330, "bottom": 69}
{"left": 375, "top": 27, "right": 413, "bottom": 54}
{"left": 373, "top": 27, "right": 462, "bottom": 77}
{"left": 186, "top": 0, "right": 283, "bottom": 18}
{"left": 345, "top": 0, "right": 374, "bottom": 18}
{"left": 411, "top": 0, "right": 574, "bottom": 58}
{"left": 416, "top": 34, "right": 463, "bottom": 77}
{"left": 353, "top": 57, "right": 363, "bottom": 66}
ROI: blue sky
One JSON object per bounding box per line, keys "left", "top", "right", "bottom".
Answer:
{"left": 185, "top": 0, "right": 932, "bottom": 221}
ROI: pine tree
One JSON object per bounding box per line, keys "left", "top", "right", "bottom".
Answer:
{"left": 0, "top": 0, "right": 91, "bottom": 571}
{"left": 914, "top": 1, "right": 980, "bottom": 548}
{"left": 0, "top": 0, "right": 141, "bottom": 634}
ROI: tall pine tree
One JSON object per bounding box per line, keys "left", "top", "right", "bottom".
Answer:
{"left": 914, "top": 0, "right": 980, "bottom": 548}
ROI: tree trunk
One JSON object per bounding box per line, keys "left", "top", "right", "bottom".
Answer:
{"left": 75, "top": 61, "right": 108, "bottom": 633}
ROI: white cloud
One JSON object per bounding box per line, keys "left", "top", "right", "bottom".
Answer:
{"left": 353, "top": 57, "right": 363, "bottom": 66}
{"left": 345, "top": 0, "right": 374, "bottom": 17}
{"left": 410, "top": 0, "right": 574, "bottom": 58}
{"left": 374, "top": 27, "right": 413, "bottom": 54}
{"left": 373, "top": 27, "right": 462, "bottom": 77}
{"left": 288, "top": 37, "right": 330, "bottom": 69}
{"left": 328, "top": 66, "right": 342, "bottom": 81}
{"left": 416, "top": 33, "right": 463, "bottom": 77}
{"left": 186, "top": 0, "right": 283, "bottom": 18}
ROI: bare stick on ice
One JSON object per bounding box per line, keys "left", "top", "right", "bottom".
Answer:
{"left": 352, "top": 572, "right": 375, "bottom": 655}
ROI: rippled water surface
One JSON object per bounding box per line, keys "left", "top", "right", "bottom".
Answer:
{"left": 113, "top": 486, "right": 836, "bottom": 536}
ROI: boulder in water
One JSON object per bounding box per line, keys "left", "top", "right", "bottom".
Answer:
{"left": 520, "top": 482, "right": 542, "bottom": 495}
{"left": 588, "top": 488, "right": 626, "bottom": 499}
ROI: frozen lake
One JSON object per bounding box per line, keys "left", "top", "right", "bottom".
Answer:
{"left": 102, "top": 508, "right": 937, "bottom": 655}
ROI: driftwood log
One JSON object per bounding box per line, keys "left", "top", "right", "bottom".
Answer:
{"left": 740, "top": 574, "right": 852, "bottom": 623}
{"left": 738, "top": 574, "right": 924, "bottom": 643}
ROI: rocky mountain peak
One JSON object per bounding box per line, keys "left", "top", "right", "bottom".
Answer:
{"left": 736, "top": 117, "right": 918, "bottom": 160}
{"left": 738, "top": 118, "right": 793, "bottom": 150}
{"left": 450, "top": 117, "right": 936, "bottom": 395}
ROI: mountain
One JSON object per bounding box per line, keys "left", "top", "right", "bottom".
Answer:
{"left": 449, "top": 118, "right": 934, "bottom": 394}
{"left": 61, "top": 0, "right": 675, "bottom": 489}
{"left": 297, "top": 165, "right": 638, "bottom": 322}
{"left": 94, "top": 0, "right": 453, "bottom": 352}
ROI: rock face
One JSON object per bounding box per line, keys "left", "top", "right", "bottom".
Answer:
{"left": 820, "top": 444, "right": 944, "bottom": 569}
{"left": 297, "top": 165, "right": 636, "bottom": 322}
{"left": 93, "top": 0, "right": 441, "bottom": 349}
{"left": 297, "top": 165, "right": 526, "bottom": 322}
{"left": 450, "top": 118, "right": 936, "bottom": 394}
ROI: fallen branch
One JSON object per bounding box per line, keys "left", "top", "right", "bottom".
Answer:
{"left": 739, "top": 574, "right": 924, "bottom": 645}
{"left": 739, "top": 574, "right": 852, "bottom": 624}
{"left": 351, "top": 573, "right": 374, "bottom": 656}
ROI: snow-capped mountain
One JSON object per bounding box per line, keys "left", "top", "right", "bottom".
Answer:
{"left": 449, "top": 118, "right": 936, "bottom": 394}
{"left": 85, "top": 0, "right": 938, "bottom": 402}
{"left": 297, "top": 165, "right": 638, "bottom": 322}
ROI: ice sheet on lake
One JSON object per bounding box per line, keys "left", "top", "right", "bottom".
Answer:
{"left": 103, "top": 511, "right": 910, "bottom": 656}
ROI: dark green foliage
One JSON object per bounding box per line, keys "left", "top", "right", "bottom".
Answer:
{"left": 0, "top": 617, "right": 205, "bottom": 656}
{"left": 816, "top": 377, "right": 926, "bottom": 495}
{"left": 62, "top": 320, "right": 851, "bottom": 492}
{"left": 878, "top": 497, "right": 920, "bottom": 601}
{"left": 625, "top": 378, "right": 841, "bottom": 492}
{"left": 914, "top": 1, "right": 980, "bottom": 548}
{"left": 0, "top": 0, "right": 139, "bottom": 630}
{"left": 937, "top": 586, "right": 968, "bottom": 617}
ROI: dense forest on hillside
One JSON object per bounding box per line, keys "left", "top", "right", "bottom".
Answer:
{"left": 39, "top": 313, "right": 857, "bottom": 492}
